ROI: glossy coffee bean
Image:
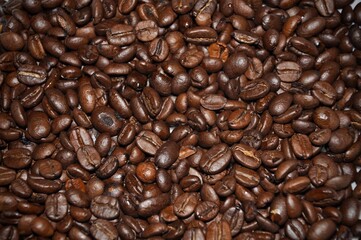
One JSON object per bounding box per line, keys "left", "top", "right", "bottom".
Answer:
{"left": 0, "top": 1, "right": 360, "bottom": 239}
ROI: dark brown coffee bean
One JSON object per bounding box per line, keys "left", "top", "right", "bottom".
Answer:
{"left": 45, "top": 193, "right": 68, "bottom": 221}
{"left": 0, "top": 167, "right": 16, "bottom": 186}
{"left": 240, "top": 79, "right": 270, "bottom": 101}
{"left": 136, "top": 130, "right": 163, "bottom": 156}
{"left": 290, "top": 133, "right": 314, "bottom": 159}
{"left": 315, "top": 0, "right": 335, "bottom": 17}
{"left": 174, "top": 192, "right": 198, "bottom": 218}
{"left": 91, "top": 195, "right": 120, "bottom": 220}
{"left": 313, "top": 107, "right": 340, "bottom": 130}
{"left": 10, "top": 178, "right": 33, "bottom": 198}
{"left": 3, "top": 148, "right": 32, "bottom": 169}
{"left": 17, "top": 64, "right": 47, "bottom": 86}
{"left": 283, "top": 176, "right": 311, "bottom": 194}
{"left": 135, "top": 20, "right": 159, "bottom": 42}
{"left": 297, "top": 17, "right": 326, "bottom": 38}
{"left": 0, "top": 32, "right": 25, "bottom": 51}
{"left": 206, "top": 220, "right": 232, "bottom": 240}
{"left": 91, "top": 106, "right": 122, "bottom": 136}
{"left": 31, "top": 216, "right": 54, "bottom": 237}
{"left": 328, "top": 128, "right": 354, "bottom": 153}
{"left": 90, "top": 219, "right": 118, "bottom": 240}
{"left": 138, "top": 193, "right": 171, "bottom": 217}
{"left": 199, "top": 143, "right": 232, "bottom": 174}
{"left": 276, "top": 61, "right": 301, "bottom": 83}
{"left": 224, "top": 52, "right": 248, "bottom": 79}
{"left": 184, "top": 26, "right": 217, "bottom": 45}
{"left": 106, "top": 24, "right": 136, "bottom": 46}
{"left": 308, "top": 164, "right": 328, "bottom": 187}
{"left": 235, "top": 165, "right": 260, "bottom": 187}
{"left": 76, "top": 146, "right": 101, "bottom": 171}
{"left": 307, "top": 219, "right": 336, "bottom": 240}
{"left": 285, "top": 219, "right": 307, "bottom": 240}
{"left": 38, "top": 159, "right": 62, "bottom": 179}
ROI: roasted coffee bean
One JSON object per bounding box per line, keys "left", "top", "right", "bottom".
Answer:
{"left": 17, "top": 64, "right": 47, "bottom": 86}
{"left": 45, "top": 193, "right": 68, "bottom": 221}
{"left": 91, "top": 195, "right": 120, "bottom": 220}
{"left": 90, "top": 219, "right": 118, "bottom": 240}
{"left": 173, "top": 192, "right": 198, "bottom": 218}
{"left": 297, "top": 17, "right": 326, "bottom": 38}
{"left": 106, "top": 24, "right": 135, "bottom": 46}
{"left": 307, "top": 219, "right": 336, "bottom": 240}
{"left": 199, "top": 143, "right": 232, "bottom": 174}
{"left": 31, "top": 216, "right": 54, "bottom": 237}
{"left": 0, "top": 1, "right": 360, "bottom": 239}
{"left": 224, "top": 52, "right": 248, "bottom": 79}
{"left": 285, "top": 219, "right": 307, "bottom": 240}
{"left": 240, "top": 79, "right": 270, "bottom": 101}
{"left": 276, "top": 61, "right": 301, "bottom": 83}
{"left": 76, "top": 146, "right": 101, "bottom": 171}
{"left": 138, "top": 193, "right": 171, "bottom": 217}
{"left": 184, "top": 27, "right": 217, "bottom": 45}
{"left": 91, "top": 106, "right": 121, "bottom": 136}
{"left": 3, "top": 148, "right": 32, "bottom": 169}
{"left": 10, "top": 178, "right": 33, "bottom": 198}
{"left": 136, "top": 130, "right": 163, "bottom": 155}
{"left": 135, "top": 20, "right": 159, "bottom": 42}
{"left": 206, "top": 220, "right": 232, "bottom": 240}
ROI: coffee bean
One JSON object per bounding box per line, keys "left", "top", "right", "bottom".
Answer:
{"left": 0, "top": 1, "right": 360, "bottom": 239}
{"left": 31, "top": 216, "right": 54, "bottom": 237}
{"left": 91, "top": 195, "right": 120, "bottom": 220}
{"left": 184, "top": 27, "right": 217, "bottom": 45}
{"left": 138, "top": 193, "right": 171, "bottom": 217}
{"left": 173, "top": 192, "right": 198, "bottom": 218}
{"left": 199, "top": 143, "right": 232, "bottom": 174}
{"left": 276, "top": 61, "right": 301, "bottom": 83}
{"left": 136, "top": 130, "right": 163, "bottom": 155}
{"left": 76, "top": 146, "right": 101, "bottom": 171}
{"left": 3, "top": 148, "right": 32, "bottom": 169}
{"left": 90, "top": 219, "right": 118, "bottom": 240}
{"left": 286, "top": 219, "right": 307, "bottom": 240}
{"left": 45, "top": 193, "right": 68, "bottom": 221}
{"left": 107, "top": 24, "right": 136, "bottom": 46}
{"left": 224, "top": 52, "right": 248, "bottom": 79}
{"left": 17, "top": 64, "right": 47, "bottom": 86}
{"left": 206, "top": 220, "right": 232, "bottom": 240}
{"left": 307, "top": 219, "right": 336, "bottom": 240}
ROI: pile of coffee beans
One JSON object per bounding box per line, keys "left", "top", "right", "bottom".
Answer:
{"left": 1, "top": 0, "right": 361, "bottom": 239}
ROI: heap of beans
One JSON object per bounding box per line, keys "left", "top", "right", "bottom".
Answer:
{"left": 1, "top": 0, "right": 361, "bottom": 239}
